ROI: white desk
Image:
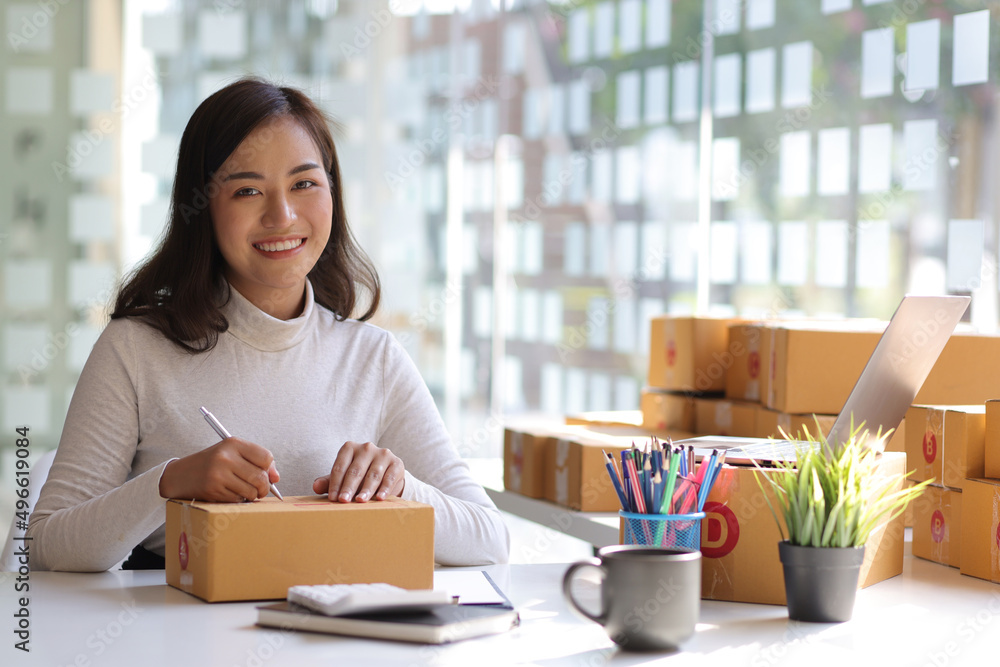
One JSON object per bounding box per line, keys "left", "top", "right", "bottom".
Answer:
{"left": 2, "top": 554, "right": 998, "bottom": 666}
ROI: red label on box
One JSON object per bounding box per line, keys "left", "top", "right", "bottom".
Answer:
{"left": 996, "top": 523, "right": 999, "bottom": 549}
{"left": 666, "top": 340, "right": 676, "bottom": 367}
{"left": 179, "top": 532, "right": 189, "bottom": 570}
{"left": 931, "top": 510, "right": 946, "bottom": 543}
{"left": 701, "top": 501, "right": 740, "bottom": 558}
{"left": 923, "top": 432, "right": 937, "bottom": 464}
{"left": 748, "top": 351, "right": 760, "bottom": 379}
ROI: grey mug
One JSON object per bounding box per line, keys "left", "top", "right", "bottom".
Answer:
{"left": 562, "top": 544, "right": 701, "bottom": 652}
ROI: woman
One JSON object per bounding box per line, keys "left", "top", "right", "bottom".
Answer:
{"left": 28, "top": 78, "right": 509, "bottom": 571}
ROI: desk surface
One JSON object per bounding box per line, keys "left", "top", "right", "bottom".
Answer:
{"left": 2, "top": 553, "right": 998, "bottom": 667}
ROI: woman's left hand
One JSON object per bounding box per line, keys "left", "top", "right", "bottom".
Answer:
{"left": 313, "top": 441, "right": 405, "bottom": 502}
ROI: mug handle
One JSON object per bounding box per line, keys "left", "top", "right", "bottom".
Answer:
{"left": 562, "top": 558, "right": 608, "bottom": 625}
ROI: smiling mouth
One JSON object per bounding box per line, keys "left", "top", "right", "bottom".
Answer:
{"left": 253, "top": 238, "right": 305, "bottom": 252}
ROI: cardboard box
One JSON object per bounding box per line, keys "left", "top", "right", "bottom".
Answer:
{"left": 760, "top": 324, "right": 882, "bottom": 414}
{"left": 546, "top": 427, "right": 633, "bottom": 511}
{"left": 960, "top": 478, "right": 1000, "bottom": 584}
{"left": 751, "top": 408, "right": 905, "bottom": 452}
{"left": 565, "top": 410, "right": 643, "bottom": 429}
{"left": 640, "top": 388, "right": 698, "bottom": 433}
{"left": 165, "top": 496, "right": 434, "bottom": 602}
{"left": 695, "top": 398, "right": 757, "bottom": 437}
{"left": 761, "top": 324, "right": 1000, "bottom": 415}
{"left": 725, "top": 322, "right": 768, "bottom": 402}
{"left": 699, "top": 452, "right": 907, "bottom": 605}
{"left": 986, "top": 400, "right": 1000, "bottom": 478}
{"left": 648, "top": 316, "right": 738, "bottom": 393}
{"left": 917, "top": 333, "right": 1000, "bottom": 405}
{"left": 545, "top": 425, "right": 694, "bottom": 511}
{"left": 905, "top": 405, "right": 985, "bottom": 489}
{"left": 504, "top": 420, "right": 563, "bottom": 498}
{"left": 884, "top": 418, "right": 907, "bottom": 455}
{"left": 911, "top": 485, "right": 962, "bottom": 568}
{"left": 903, "top": 479, "right": 915, "bottom": 528}
{"left": 754, "top": 407, "right": 836, "bottom": 440}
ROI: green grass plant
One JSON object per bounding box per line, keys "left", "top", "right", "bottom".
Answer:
{"left": 754, "top": 419, "right": 932, "bottom": 548}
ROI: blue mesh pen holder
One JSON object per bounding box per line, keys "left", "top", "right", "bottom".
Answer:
{"left": 619, "top": 511, "right": 705, "bottom": 551}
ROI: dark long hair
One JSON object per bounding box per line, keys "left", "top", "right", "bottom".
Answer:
{"left": 112, "top": 77, "right": 381, "bottom": 352}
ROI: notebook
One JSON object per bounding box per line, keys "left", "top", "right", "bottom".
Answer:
{"left": 256, "top": 601, "right": 519, "bottom": 644}
{"left": 681, "top": 294, "right": 971, "bottom": 465}
{"left": 256, "top": 571, "right": 518, "bottom": 644}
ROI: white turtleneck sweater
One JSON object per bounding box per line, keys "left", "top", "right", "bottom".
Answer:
{"left": 28, "top": 282, "right": 509, "bottom": 571}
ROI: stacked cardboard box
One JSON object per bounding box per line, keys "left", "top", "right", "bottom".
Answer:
{"left": 723, "top": 321, "right": 848, "bottom": 443}
{"left": 501, "top": 312, "right": 1000, "bottom": 597}
{"left": 961, "top": 400, "right": 1000, "bottom": 584}
{"left": 503, "top": 418, "right": 565, "bottom": 499}
{"left": 694, "top": 397, "right": 757, "bottom": 437}
{"left": 640, "top": 388, "right": 697, "bottom": 433}
{"left": 502, "top": 419, "right": 695, "bottom": 511}
{"left": 905, "top": 405, "right": 985, "bottom": 569}
{"left": 648, "top": 316, "right": 740, "bottom": 394}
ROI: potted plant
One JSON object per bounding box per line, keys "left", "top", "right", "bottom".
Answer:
{"left": 754, "top": 420, "right": 931, "bottom": 623}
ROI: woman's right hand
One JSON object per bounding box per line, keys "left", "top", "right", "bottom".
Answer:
{"left": 158, "top": 438, "right": 279, "bottom": 502}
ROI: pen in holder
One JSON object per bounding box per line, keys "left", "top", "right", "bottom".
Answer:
{"left": 619, "top": 510, "right": 705, "bottom": 551}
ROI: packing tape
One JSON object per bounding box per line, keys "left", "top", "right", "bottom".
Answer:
{"left": 509, "top": 432, "right": 523, "bottom": 491}
{"left": 766, "top": 327, "right": 777, "bottom": 408}
{"left": 554, "top": 439, "right": 570, "bottom": 506}
{"left": 715, "top": 402, "right": 732, "bottom": 433}
{"left": 993, "top": 492, "right": 1000, "bottom": 580}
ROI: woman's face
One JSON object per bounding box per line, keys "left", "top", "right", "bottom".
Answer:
{"left": 209, "top": 116, "right": 333, "bottom": 319}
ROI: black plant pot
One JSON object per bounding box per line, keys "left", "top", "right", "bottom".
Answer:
{"left": 778, "top": 541, "right": 865, "bottom": 623}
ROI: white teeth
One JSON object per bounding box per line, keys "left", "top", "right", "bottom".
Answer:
{"left": 254, "top": 238, "right": 304, "bottom": 252}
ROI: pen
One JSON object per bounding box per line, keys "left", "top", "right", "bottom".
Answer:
{"left": 603, "top": 450, "right": 630, "bottom": 511}
{"left": 200, "top": 406, "right": 284, "bottom": 501}
{"left": 659, "top": 450, "right": 681, "bottom": 514}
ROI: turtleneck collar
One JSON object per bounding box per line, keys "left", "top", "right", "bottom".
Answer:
{"left": 220, "top": 280, "right": 315, "bottom": 352}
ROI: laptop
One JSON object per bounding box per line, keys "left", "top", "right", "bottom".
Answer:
{"left": 680, "top": 294, "right": 971, "bottom": 465}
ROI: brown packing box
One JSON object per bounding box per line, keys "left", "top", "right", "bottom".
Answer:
{"left": 545, "top": 425, "right": 695, "bottom": 511}
{"left": 754, "top": 407, "right": 836, "bottom": 440}
{"left": 986, "top": 400, "right": 1000, "bottom": 478}
{"left": 903, "top": 480, "right": 916, "bottom": 528}
{"left": 725, "top": 322, "right": 768, "bottom": 402}
{"left": 165, "top": 495, "right": 434, "bottom": 602}
{"left": 694, "top": 397, "right": 757, "bottom": 437}
{"left": 905, "top": 405, "right": 985, "bottom": 489}
{"left": 884, "top": 418, "right": 907, "bottom": 455}
{"left": 762, "top": 324, "right": 1000, "bottom": 415}
{"left": 917, "top": 333, "right": 1000, "bottom": 405}
{"left": 545, "top": 426, "right": 631, "bottom": 511}
{"left": 699, "top": 452, "right": 907, "bottom": 605}
{"left": 960, "top": 478, "right": 1000, "bottom": 584}
{"left": 503, "top": 419, "right": 564, "bottom": 498}
{"left": 648, "top": 316, "right": 738, "bottom": 393}
{"left": 752, "top": 408, "right": 905, "bottom": 453}
{"left": 565, "top": 410, "right": 643, "bottom": 429}
{"left": 911, "top": 485, "right": 962, "bottom": 568}
{"left": 760, "top": 324, "right": 882, "bottom": 414}
{"left": 640, "top": 388, "right": 697, "bottom": 433}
